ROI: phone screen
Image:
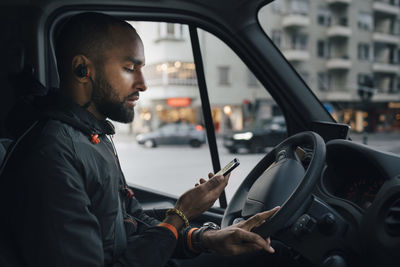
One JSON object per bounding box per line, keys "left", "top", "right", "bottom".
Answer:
{"left": 214, "top": 158, "right": 240, "bottom": 177}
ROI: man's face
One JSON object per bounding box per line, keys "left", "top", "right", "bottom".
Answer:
{"left": 91, "top": 26, "right": 146, "bottom": 123}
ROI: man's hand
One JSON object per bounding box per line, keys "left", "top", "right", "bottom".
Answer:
{"left": 200, "top": 206, "right": 280, "bottom": 256}
{"left": 175, "top": 172, "right": 229, "bottom": 220}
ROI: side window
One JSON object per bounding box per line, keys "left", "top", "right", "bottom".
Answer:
{"left": 113, "top": 22, "right": 210, "bottom": 198}
{"left": 112, "top": 21, "right": 287, "bottom": 203}
{"left": 197, "top": 29, "right": 287, "bottom": 201}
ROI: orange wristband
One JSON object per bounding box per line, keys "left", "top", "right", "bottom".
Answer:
{"left": 158, "top": 222, "right": 178, "bottom": 239}
{"left": 187, "top": 227, "right": 200, "bottom": 253}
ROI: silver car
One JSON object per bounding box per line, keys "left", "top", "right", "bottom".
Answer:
{"left": 136, "top": 123, "right": 206, "bottom": 148}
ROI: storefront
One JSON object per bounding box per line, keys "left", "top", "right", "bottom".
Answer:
{"left": 330, "top": 101, "right": 400, "bottom": 133}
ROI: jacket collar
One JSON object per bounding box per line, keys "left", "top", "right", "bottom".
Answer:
{"left": 40, "top": 92, "right": 116, "bottom": 136}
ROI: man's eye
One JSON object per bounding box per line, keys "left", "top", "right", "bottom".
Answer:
{"left": 125, "top": 67, "right": 135, "bottom": 73}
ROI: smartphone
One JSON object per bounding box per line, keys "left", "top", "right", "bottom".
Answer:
{"left": 214, "top": 158, "right": 240, "bottom": 177}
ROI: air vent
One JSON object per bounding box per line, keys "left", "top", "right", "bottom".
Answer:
{"left": 385, "top": 199, "right": 400, "bottom": 236}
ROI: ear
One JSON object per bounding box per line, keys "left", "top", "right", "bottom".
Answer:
{"left": 71, "top": 55, "right": 92, "bottom": 81}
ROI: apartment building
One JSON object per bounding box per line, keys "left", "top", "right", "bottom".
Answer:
{"left": 260, "top": 0, "right": 400, "bottom": 132}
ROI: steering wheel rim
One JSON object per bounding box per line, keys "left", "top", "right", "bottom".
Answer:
{"left": 221, "top": 131, "right": 326, "bottom": 237}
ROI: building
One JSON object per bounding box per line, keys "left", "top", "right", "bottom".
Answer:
{"left": 260, "top": 0, "right": 400, "bottom": 132}
{"left": 124, "top": 21, "right": 277, "bottom": 135}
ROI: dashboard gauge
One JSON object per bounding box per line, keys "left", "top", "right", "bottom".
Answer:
{"left": 337, "top": 176, "right": 385, "bottom": 210}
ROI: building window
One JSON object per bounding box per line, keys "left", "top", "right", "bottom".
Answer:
{"left": 358, "top": 43, "right": 370, "bottom": 61}
{"left": 317, "top": 40, "right": 328, "bottom": 58}
{"left": 157, "top": 23, "right": 184, "bottom": 40}
{"left": 144, "top": 62, "right": 197, "bottom": 86}
{"left": 291, "top": 33, "right": 308, "bottom": 50}
{"left": 247, "top": 70, "right": 259, "bottom": 87}
{"left": 218, "top": 66, "right": 230, "bottom": 85}
{"left": 396, "top": 76, "right": 400, "bottom": 92}
{"left": 271, "top": 30, "right": 282, "bottom": 48}
{"left": 289, "top": 0, "right": 309, "bottom": 15}
{"left": 357, "top": 12, "right": 372, "bottom": 31}
{"left": 317, "top": 6, "right": 331, "bottom": 26}
{"left": 318, "top": 72, "right": 330, "bottom": 91}
{"left": 358, "top": 73, "right": 374, "bottom": 91}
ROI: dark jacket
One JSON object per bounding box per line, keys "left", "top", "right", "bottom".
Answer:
{"left": 0, "top": 94, "right": 197, "bottom": 267}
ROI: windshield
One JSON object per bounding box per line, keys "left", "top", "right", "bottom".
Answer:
{"left": 259, "top": 0, "right": 400, "bottom": 154}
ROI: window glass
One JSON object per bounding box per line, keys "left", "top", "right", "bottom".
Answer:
{"left": 357, "top": 12, "right": 372, "bottom": 31}
{"left": 112, "top": 21, "right": 287, "bottom": 203}
{"left": 197, "top": 29, "right": 287, "bottom": 201}
{"left": 112, "top": 22, "right": 211, "bottom": 198}
{"left": 260, "top": 1, "right": 400, "bottom": 154}
{"left": 317, "top": 6, "right": 331, "bottom": 26}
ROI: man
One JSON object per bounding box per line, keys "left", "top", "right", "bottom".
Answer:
{"left": 0, "top": 12, "right": 297, "bottom": 267}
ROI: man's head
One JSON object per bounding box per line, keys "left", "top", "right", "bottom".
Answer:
{"left": 55, "top": 12, "right": 147, "bottom": 123}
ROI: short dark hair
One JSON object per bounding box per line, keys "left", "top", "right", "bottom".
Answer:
{"left": 55, "top": 12, "right": 135, "bottom": 78}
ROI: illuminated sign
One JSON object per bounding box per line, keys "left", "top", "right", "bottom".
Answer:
{"left": 389, "top": 102, "right": 400, "bottom": 109}
{"left": 166, "top": 98, "right": 191, "bottom": 107}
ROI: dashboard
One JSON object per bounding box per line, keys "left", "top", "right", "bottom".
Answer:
{"left": 319, "top": 140, "right": 395, "bottom": 213}
{"left": 321, "top": 163, "right": 386, "bottom": 211}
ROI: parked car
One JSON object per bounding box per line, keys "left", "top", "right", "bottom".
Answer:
{"left": 0, "top": 0, "right": 399, "bottom": 266}
{"left": 223, "top": 116, "right": 287, "bottom": 153}
{"left": 136, "top": 123, "right": 206, "bottom": 148}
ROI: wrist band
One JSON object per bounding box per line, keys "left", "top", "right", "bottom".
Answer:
{"left": 187, "top": 227, "right": 200, "bottom": 253}
{"left": 158, "top": 222, "right": 178, "bottom": 239}
{"left": 166, "top": 208, "right": 189, "bottom": 228}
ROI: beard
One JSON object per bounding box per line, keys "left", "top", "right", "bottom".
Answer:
{"left": 91, "top": 70, "right": 135, "bottom": 123}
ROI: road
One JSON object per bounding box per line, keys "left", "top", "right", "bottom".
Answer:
{"left": 113, "top": 132, "right": 400, "bottom": 205}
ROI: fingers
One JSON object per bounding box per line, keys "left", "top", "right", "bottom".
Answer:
{"left": 195, "top": 178, "right": 207, "bottom": 187}
{"left": 208, "top": 172, "right": 214, "bottom": 179}
{"left": 243, "top": 206, "right": 280, "bottom": 230}
{"left": 236, "top": 229, "right": 275, "bottom": 254}
{"left": 265, "top": 237, "right": 275, "bottom": 253}
{"left": 202, "top": 174, "right": 229, "bottom": 193}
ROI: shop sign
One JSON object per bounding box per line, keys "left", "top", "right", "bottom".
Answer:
{"left": 388, "top": 102, "right": 400, "bottom": 109}
{"left": 166, "top": 98, "right": 191, "bottom": 107}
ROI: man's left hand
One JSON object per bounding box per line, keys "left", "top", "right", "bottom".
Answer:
{"left": 200, "top": 206, "right": 280, "bottom": 256}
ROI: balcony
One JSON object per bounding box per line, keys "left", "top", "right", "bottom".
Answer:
{"left": 326, "top": 58, "right": 352, "bottom": 70}
{"left": 372, "top": 62, "right": 400, "bottom": 73}
{"left": 327, "top": 0, "right": 351, "bottom": 6}
{"left": 282, "top": 49, "right": 310, "bottom": 61}
{"left": 282, "top": 14, "right": 310, "bottom": 28}
{"left": 327, "top": 25, "right": 352, "bottom": 38}
{"left": 373, "top": 1, "right": 400, "bottom": 16}
{"left": 373, "top": 32, "right": 400, "bottom": 45}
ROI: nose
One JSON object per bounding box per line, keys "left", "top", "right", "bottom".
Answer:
{"left": 135, "top": 70, "right": 147, "bottom": 92}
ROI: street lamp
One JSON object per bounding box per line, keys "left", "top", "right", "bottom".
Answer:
{"left": 357, "top": 76, "right": 375, "bottom": 144}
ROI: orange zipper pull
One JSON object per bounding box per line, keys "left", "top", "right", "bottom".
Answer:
{"left": 90, "top": 134, "right": 100, "bottom": 144}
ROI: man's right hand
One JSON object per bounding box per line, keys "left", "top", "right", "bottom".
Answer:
{"left": 165, "top": 172, "right": 229, "bottom": 229}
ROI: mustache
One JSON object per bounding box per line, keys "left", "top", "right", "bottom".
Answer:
{"left": 125, "top": 92, "right": 139, "bottom": 100}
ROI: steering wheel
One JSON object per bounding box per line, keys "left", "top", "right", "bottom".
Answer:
{"left": 221, "top": 131, "right": 326, "bottom": 238}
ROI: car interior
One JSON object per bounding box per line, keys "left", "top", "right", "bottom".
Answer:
{"left": 0, "top": 0, "right": 399, "bottom": 266}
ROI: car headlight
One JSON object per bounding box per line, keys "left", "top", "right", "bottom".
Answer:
{"left": 232, "top": 132, "right": 253, "bottom": 140}
{"left": 136, "top": 134, "right": 144, "bottom": 141}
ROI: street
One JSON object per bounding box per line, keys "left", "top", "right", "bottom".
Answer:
{"left": 113, "top": 132, "right": 400, "bottom": 205}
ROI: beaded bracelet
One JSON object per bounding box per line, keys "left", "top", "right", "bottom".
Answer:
{"left": 166, "top": 208, "right": 189, "bottom": 228}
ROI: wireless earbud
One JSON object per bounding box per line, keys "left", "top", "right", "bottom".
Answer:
{"left": 74, "top": 64, "right": 88, "bottom": 78}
